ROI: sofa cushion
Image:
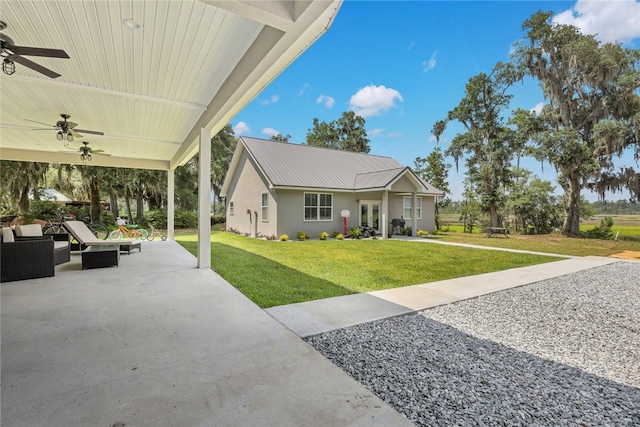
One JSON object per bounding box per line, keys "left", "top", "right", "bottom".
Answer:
{"left": 2, "top": 227, "right": 14, "bottom": 243}
{"left": 54, "top": 241, "right": 69, "bottom": 250}
{"left": 16, "top": 224, "right": 43, "bottom": 237}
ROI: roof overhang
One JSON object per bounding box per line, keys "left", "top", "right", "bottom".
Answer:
{"left": 0, "top": 0, "right": 343, "bottom": 170}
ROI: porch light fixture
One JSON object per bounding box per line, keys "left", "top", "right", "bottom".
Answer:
{"left": 56, "top": 131, "right": 64, "bottom": 141}
{"left": 80, "top": 152, "right": 92, "bottom": 162}
{"left": 2, "top": 58, "right": 15, "bottom": 75}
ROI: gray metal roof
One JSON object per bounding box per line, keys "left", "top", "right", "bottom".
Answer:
{"left": 238, "top": 137, "right": 442, "bottom": 194}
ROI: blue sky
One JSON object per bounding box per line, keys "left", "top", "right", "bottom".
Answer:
{"left": 232, "top": 0, "right": 640, "bottom": 201}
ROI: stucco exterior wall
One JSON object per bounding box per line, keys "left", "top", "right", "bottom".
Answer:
{"left": 387, "top": 194, "right": 437, "bottom": 235}
{"left": 225, "top": 151, "right": 277, "bottom": 238}
{"left": 276, "top": 190, "right": 363, "bottom": 238}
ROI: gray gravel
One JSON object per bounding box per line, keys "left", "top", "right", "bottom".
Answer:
{"left": 307, "top": 261, "right": 640, "bottom": 426}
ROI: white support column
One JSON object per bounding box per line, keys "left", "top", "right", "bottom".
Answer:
{"left": 412, "top": 192, "right": 418, "bottom": 236}
{"left": 167, "top": 169, "right": 175, "bottom": 240}
{"left": 382, "top": 190, "right": 389, "bottom": 239}
{"left": 197, "top": 128, "right": 211, "bottom": 269}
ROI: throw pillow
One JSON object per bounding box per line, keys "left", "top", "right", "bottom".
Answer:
{"left": 2, "top": 227, "right": 14, "bottom": 243}
{"left": 17, "top": 224, "right": 43, "bottom": 237}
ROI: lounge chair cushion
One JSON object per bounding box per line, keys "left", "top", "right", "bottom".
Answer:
{"left": 64, "top": 221, "right": 134, "bottom": 246}
{"left": 2, "top": 227, "right": 14, "bottom": 243}
{"left": 16, "top": 224, "right": 43, "bottom": 237}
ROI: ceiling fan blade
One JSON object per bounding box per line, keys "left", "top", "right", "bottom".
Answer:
{"left": 25, "top": 118, "right": 57, "bottom": 128}
{"left": 66, "top": 122, "right": 78, "bottom": 129}
{"left": 10, "top": 45, "right": 70, "bottom": 58}
{"left": 75, "top": 128, "right": 104, "bottom": 136}
{"left": 9, "top": 54, "right": 61, "bottom": 78}
{"left": 70, "top": 130, "right": 83, "bottom": 138}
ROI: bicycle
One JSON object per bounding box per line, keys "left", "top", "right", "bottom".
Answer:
{"left": 109, "top": 224, "right": 148, "bottom": 240}
{"left": 43, "top": 212, "right": 109, "bottom": 240}
{"left": 146, "top": 224, "right": 167, "bottom": 241}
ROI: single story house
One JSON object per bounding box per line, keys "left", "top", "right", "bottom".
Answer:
{"left": 221, "top": 137, "right": 444, "bottom": 239}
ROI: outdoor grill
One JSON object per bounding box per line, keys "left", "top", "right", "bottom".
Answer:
{"left": 390, "top": 217, "right": 405, "bottom": 235}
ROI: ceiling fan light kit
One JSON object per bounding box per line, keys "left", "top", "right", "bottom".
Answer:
{"left": 2, "top": 57, "right": 15, "bottom": 75}
{"left": 0, "top": 20, "right": 69, "bottom": 78}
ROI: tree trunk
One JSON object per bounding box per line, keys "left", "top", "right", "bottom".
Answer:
{"left": 90, "top": 179, "right": 100, "bottom": 223}
{"left": 124, "top": 188, "right": 133, "bottom": 224}
{"left": 19, "top": 185, "right": 30, "bottom": 214}
{"left": 562, "top": 177, "right": 581, "bottom": 235}
{"left": 109, "top": 191, "right": 119, "bottom": 218}
{"left": 488, "top": 204, "right": 500, "bottom": 228}
{"left": 136, "top": 187, "right": 144, "bottom": 221}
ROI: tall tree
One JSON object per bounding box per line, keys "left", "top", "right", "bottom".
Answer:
{"left": 306, "top": 111, "right": 370, "bottom": 153}
{"left": 0, "top": 161, "right": 49, "bottom": 214}
{"left": 413, "top": 146, "right": 451, "bottom": 229}
{"left": 512, "top": 10, "right": 640, "bottom": 235}
{"left": 433, "top": 62, "right": 524, "bottom": 227}
{"left": 270, "top": 133, "right": 291, "bottom": 142}
{"left": 211, "top": 124, "right": 237, "bottom": 213}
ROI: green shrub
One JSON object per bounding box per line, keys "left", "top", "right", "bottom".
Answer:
{"left": 401, "top": 226, "right": 413, "bottom": 236}
{"left": 331, "top": 231, "right": 342, "bottom": 238}
{"left": 417, "top": 229, "right": 429, "bottom": 237}
{"left": 279, "top": 234, "right": 289, "bottom": 241}
{"left": 347, "top": 227, "right": 362, "bottom": 239}
{"left": 318, "top": 231, "right": 329, "bottom": 240}
{"left": 581, "top": 216, "right": 614, "bottom": 240}
{"left": 336, "top": 233, "right": 344, "bottom": 240}
{"left": 145, "top": 209, "right": 198, "bottom": 229}
{"left": 211, "top": 214, "right": 226, "bottom": 225}
{"left": 29, "top": 200, "right": 61, "bottom": 218}
{"left": 296, "top": 231, "right": 310, "bottom": 241}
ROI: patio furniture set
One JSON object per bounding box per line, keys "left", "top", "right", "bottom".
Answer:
{"left": 1, "top": 221, "right": 141, "bottom": 282}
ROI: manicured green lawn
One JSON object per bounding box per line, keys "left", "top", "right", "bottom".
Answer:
{"left": 176, "top": 232, "right": 560, "bottom": 308}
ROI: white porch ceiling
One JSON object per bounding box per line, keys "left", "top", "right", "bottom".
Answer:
{"left": 0, "top": 0, "right": 342, "bottom": 170}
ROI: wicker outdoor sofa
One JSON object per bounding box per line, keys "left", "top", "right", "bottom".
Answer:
{"left": 1, "top": 226, "right": 71, "bottom": 283}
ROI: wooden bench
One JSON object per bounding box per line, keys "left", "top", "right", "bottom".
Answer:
{"left": 487, "top": 227, "right": 510, "bottom": 238}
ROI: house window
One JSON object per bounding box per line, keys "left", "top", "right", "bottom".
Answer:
{"left": 304, "top": 192, "right": 333, "bottom": 221}
{"left": 403, "top": 196, "right": 422, "bottom": 219}
{"left": 229, "top": 201, "right": 234, "bottom": 215}
{"left": 261, "top": 193, "right": 269, "bottom": 222}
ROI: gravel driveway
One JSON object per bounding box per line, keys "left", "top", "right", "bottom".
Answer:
{"left": 307, "top": 261, "right": 640, "bottom": 426}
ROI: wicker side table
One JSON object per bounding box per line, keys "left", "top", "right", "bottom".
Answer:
{"left": 81, "top": 245, "right": 119, "bottom": 269}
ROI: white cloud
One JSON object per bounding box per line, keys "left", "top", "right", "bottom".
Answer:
{"left": 349, "top": 85, "right": 403, "bottom": 118}
{"left": 530, "top": 102, "right": 545, "bottom": 115}
{"left": 233, "top": 121, "right": 251, "bottom": 135}
{"left": 407, "top": 42, "right": 415, "bottom": 52}
{"left": 553, "top": 0, "right": 640, "bottom": 44}
{"left": 422, "top": 51, "right": 437, "bottom": 72}
{"left": 298, "top": 83, "right": 310, "bottom": 96}
{"left": 387, "top": 132, "right": 403, "bottom": 138}
{"left": 369, "top": 128, "right": 384, "bottom": 137}
{"left": 261, "top": 95, "right": 280, "bottom": 105}
{"left": 261, "top": 127, "right": 280, "bottom": 137}
{"left": 316, "top": 94, "right": 335, "bottom": 108}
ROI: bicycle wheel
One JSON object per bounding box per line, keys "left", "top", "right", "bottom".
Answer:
{"left": 43, "top": 225, "right": 66, "bottom": 234}
{"left": 147, "top": 233, "right": 155, "bottom": 241}
{"left": 88, "top": 223, "right": 108, "bottom": 240}
{"left": 109, "top": 230, "right": 123, "bottom": 240}
{"left": 136, "top": 229, "right": 149, "bottom": 240}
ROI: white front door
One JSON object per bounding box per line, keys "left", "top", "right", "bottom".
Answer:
{"left": 359, "top": 201, "right": 381, "bottom": 234}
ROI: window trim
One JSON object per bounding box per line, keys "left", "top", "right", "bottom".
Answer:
{"left": 261, "top": 192, "right": 269, "bottom": 222}
{"left": 403, "top": 196, "right": 422, "bottom": 220}
{"left": 229, "top": 201, "right": 234, "bottom": 216}
{"left": 303, "top": 192, "right": 333, "bottom": 222}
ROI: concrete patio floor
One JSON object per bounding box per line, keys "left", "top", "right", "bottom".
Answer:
{"left": 1, "top": 240, "right": 412, "bottom": 427}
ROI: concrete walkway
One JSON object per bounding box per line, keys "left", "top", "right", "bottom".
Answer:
{"left": 1, "top": 241, "right": 412, "bottom": 427}
{"left": 266, "top": 256, "right": 619, "bottom": 338}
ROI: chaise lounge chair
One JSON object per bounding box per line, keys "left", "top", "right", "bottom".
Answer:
{"left": 63, "top": 221, "right": 136, "bottom": 248}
